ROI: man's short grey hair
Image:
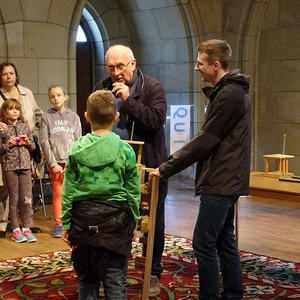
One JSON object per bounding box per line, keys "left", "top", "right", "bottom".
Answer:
{"left": 105, "top": 44, "right": 135, "bottom": 61}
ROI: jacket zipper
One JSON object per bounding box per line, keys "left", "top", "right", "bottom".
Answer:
{"left": 13, "top": 124, "right": 22, "bottom": 169}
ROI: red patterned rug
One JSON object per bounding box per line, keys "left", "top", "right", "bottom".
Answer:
{"left": 0, "top": 234, "right": 299, "bottom": 299}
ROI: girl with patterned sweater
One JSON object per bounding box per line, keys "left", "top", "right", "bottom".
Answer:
{"left": 0, "top": 98, "right": 37, "bottom": 243}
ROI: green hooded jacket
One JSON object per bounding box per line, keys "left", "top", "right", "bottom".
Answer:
{"left": 61, "top": 132, "right": 141, "bottom": 230}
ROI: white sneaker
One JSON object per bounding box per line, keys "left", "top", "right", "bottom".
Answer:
{"left": 149, "top": 275, "right": 161, "bottom": 296}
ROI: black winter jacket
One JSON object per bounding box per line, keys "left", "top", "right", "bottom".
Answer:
{"left": 159, "top": 69, "right": 252, "bottom": 196}
{"left": 93, "top": 68, "right": 168, "bottom": 168}
{"left": 68, "top": 199, "right": 134, "bottom": 282}
{"left": 68, "top": 199, "right": 135, "bottom": 257}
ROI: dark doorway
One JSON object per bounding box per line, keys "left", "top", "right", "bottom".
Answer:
{"left": 76, "top": 42, "right": 92, "bottom": 134}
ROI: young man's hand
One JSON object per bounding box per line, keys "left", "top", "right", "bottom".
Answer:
{"left": 150, "top": 168, "right": 161, "bottom": 178}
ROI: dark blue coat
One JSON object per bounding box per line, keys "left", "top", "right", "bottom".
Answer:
{"left": 93, "top": 68, "right": 168, "bottom": 168}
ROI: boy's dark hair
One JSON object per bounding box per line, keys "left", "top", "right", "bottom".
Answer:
{"left": 198, "top": 39, "right": 232, "bottom": 70}
{"left": 0, "top": 98, "right": 25, "bottom": 123}
{"left": 87, "top": 90, "right": 117, "bottom": 129}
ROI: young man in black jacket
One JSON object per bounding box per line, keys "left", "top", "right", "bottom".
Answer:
{"left": 93, "top": 45, "right": 168, "bottom": 296}
{"left": 151, "top": 39, "right": 252, "bottom": 299}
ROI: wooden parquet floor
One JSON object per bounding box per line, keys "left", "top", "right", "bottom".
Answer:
{"left": 165, "top": 179, "right": 300, "bottom": 262}
{"left": 0, "top": 178, "right": 299, "bottom": 262}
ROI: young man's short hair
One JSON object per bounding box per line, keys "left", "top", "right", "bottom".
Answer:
{"left": 86, "top": 90, "right": 117, "bottom": 128}
{"left": 198, "top": 39, "right": 232, "bottom": 70}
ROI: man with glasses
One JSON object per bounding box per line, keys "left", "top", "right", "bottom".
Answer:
{"left": 151, "top": 39, "right": 252, "bottom": 299}
{"left": 93, "top": 44, "right": 168, "bottom": 296}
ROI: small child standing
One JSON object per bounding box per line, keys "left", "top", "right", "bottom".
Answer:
{"left": 61, "top": 90, "right": 141, "bottom": 300}
{"left": 40, "top": 85, "right": 81, "bottom": 238}
{"left": 0, "top": 98, "right": 37, "bottom": 243}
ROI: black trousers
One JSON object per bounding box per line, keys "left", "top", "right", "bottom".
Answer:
{"left": 151, "top": 177, "right": 168, "bottom": 278}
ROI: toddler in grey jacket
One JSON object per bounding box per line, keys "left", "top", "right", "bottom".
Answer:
{"left": 0, "top": 98, "right": 37, "bottom": 243}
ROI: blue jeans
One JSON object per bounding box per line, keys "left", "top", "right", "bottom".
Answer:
{"left": 78, "top": 267, "right": 126, "bottom": 300}
{"left": 193, "top": 194, "right": 243, "bottom": 300}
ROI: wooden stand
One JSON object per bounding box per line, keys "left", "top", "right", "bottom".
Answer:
{"left": 124, "top": 140, "right": 144, "bottom": 165}
{"left": 235, "top": 200, "right": 239, "bottom": 247}
{"left": 264, "top": 154, "right": 295, "bottom": 176}
{"left": 125, "top": 140, "right": 159, "bottom": 299}
{"left": 135, "top": 168, "right": 159, "bottom": 300}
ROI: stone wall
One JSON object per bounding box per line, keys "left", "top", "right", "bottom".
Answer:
{"left": 256, "top": 0, "right": 300, "bottom": 174}
{"left": 0, "top": 0, "right": 86, "bottom": 112}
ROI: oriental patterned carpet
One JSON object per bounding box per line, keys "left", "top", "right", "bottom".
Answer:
{"left": 0, "top": 234, "right": 300, "bottom": 299}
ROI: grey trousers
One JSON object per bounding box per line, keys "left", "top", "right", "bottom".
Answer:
{"left": 4, "top": 169, "right": 33, "bottom": 230}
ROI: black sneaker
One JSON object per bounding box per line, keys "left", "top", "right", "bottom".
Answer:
{"left": 30, "top": 227, "right": 42, "bottom": 234}
{"left": 0, "top": 231, "right": 6, "bottom": 238}
{"left": 6, "top": 223, "right": 12, "bottom": 233}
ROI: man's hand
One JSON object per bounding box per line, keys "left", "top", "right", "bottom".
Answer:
{"left": 150, "top": 168, "right": 162, "bottom": 178}
{"left": 112, "top": 82, "right": 130, "bottom": 101}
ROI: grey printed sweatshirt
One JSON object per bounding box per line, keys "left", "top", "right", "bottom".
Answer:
{"left": 40, "top": 108, "right": 82, "bottom": 167}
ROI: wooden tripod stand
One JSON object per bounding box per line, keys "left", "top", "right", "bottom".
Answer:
{"left": 125, "top": 140, "right": 160, "bottom": 299}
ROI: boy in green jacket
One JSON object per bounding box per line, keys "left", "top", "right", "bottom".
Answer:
{"left": 61, "top": 90, "right": 141, "bottom": 300}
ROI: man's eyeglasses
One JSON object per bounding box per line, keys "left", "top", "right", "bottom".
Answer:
{"left": 106, "top": 59, "right": 133, "bottom": 73}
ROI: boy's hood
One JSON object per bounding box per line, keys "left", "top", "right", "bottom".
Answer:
{"left": 70, "top": 132, "right": 120, "bottom": 167}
